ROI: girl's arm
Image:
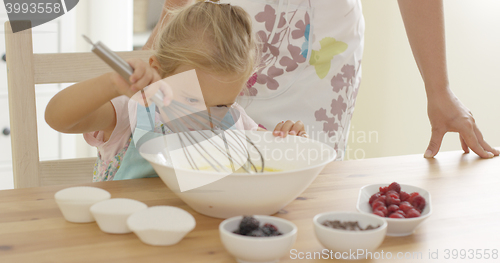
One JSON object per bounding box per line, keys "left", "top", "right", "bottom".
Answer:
{"left": 45, "top": 72, "right": 119, "bottom": 135}
{"left": 45, "top": 59, "right": 162, "bottom": 140}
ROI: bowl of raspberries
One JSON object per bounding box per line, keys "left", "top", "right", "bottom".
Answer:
{"left": 356, "top": 182, "right": 432, "bottom": 236}
{"left": 219, "top": 215, "right": 297, "bottom": 263}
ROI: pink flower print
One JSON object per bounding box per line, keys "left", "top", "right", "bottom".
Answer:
{"left": 291, "top": 12, "right": 310, "bottom": 39}
{"left": 257, "top": 30, "right": 280, "bottom": 56}
{"left": 331, "top": 64, "right": 356, "bottom": 92}
{"left": 330, "top": 96, "right": 347, "bottom": 122}
{"left": 291, "top": 13, "right": 310, "bottom": 58}
{"left": 268, "top": 65, "right": 284, "bottom": 78}
{"left": 257, "top": 66, "right": 284, "bottom": 90}
{"left": 255, "top": 5, "right": 287, "bottom": 33}
{"left": 246, "top": 72, "right": 258, "bottom": 88}
{"left": 279, "top": 44, "right": 306, "bottom": 72}
{"left": 241, "top": 73, "right": 258, "bottom": 96}
{"left": 315, "top": 108, "right": 339, "bottom": 137}
{"left": 315, "top": 63, "right": 360, "bottom": 138}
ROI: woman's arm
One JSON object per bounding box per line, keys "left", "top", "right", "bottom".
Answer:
{"left": 398, "top": 0, "right": 499, "bottom": 158}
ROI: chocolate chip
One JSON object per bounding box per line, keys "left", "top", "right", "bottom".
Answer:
{"left": 321, "top": 220, "right": 380, "bottom": 231}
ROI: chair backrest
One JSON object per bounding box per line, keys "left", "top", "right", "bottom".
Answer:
{"left": 4, "top": 21, "right": 154, "bottom": 188}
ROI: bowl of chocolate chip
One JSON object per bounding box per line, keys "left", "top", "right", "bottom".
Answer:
{"left": 313, "top": 211, "right": 387, "bottom": 259}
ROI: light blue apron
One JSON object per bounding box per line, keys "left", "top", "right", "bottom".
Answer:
{"left": 113, "top": 103, "right": 160, "bottom": 180}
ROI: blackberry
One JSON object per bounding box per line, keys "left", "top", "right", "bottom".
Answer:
{"left": 249, "top": 229, "right": 265, "bottom": 237}
{"left": 262, "top": 223, "right": 282, "bottom": 236}
{"left": 238, "top": 216, "right": 260, "bottom": 235}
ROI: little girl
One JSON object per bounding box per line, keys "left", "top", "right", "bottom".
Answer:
{"left": 45, "top": 1, "right": 307, "bottom": 182}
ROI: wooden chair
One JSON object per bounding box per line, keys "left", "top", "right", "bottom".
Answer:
{"left": 4, "top": 21, "right": 154, "bottom": 188}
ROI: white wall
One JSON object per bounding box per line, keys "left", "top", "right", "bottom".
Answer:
{"left": 72, "top": 0, "right": 134, "bottom": 158}
{"left": 347, "top": 0, "right": 500, "bottom": 159}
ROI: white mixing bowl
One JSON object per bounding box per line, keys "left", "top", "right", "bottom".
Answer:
{"left": 139, "top": 130, "right": 336, "bottom": 218}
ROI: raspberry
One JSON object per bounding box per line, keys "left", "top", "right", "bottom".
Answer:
{"left": 369, "top": 193, "right": 382, "bottom": 205}
{"left": 373, "top": 210, "right": 385, "bottom": 217}
{"left": 385, "top": 191, "right": 401, "bottom": 205}
{"left": 386, "top": 195, "right": 401, "bottom": 206}
{"left": 238, "top": 216, "right": 259, "bottom": 235}
{"left": 388, "top": 204, "right": 399, "bottom": 214}
{"left": 406, "top": 209, "right": 421, "bottom": 218}
{"left": 408, "top": 192, "right": 420, "bottom": 203}
{"left": 394, "top": 210, "right": 406, "bottom": 217}
{"left": 374, "top": 195, "right": 386, "bottom": 205}
{"left": 389, "top": 213, "right": 405, "bottom": 219}
{"left": 372, "top": 201, "right": 386, "bottom": 210}
{"left": 388, "top": 182, "right": 401, "bottom": 193}
{"left": 379, "top": 186, "right": 389, "bottom": 194}
{"left": 399, "top": 201, "right": 414, "bottom": 213}
{"left": 374, "top": 206, "right": 388, "bottom": 217}
{"left": 400, "top": 191, "right": 410, "bottom": 202}
{"left": 410, "top": 195, "right": 426, "bottom": 212}
{"left": 386, "top": 190, "right": 399, "bottom": 196}
{"left": 386, "top": 191, "right": 400, "bottom": 201}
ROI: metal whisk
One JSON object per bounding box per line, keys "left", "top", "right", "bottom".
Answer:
{"left": 83, "top": 35, "right": 264, "bottom": 173}
{"left": 150, "top": 93, "right": 265, "bottom": 174}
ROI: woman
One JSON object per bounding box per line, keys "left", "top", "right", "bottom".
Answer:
{"left": 143, "top": 0, "right": 499, "bottom": 160}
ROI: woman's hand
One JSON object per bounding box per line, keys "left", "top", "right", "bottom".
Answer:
{"left": 110, "top": 58, "right": 172, "bottom": 106}
{"left": 425, "top": 91, "right": 499, "bottom": 158}
{"left": 272, "top": 120, "right": 308, "bottom": 138}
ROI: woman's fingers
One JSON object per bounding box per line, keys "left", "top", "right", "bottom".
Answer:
{"left": 460, "top": 124, "right": 494, "bottom": 158}
{"left": 424, "top": 129, "right": 445, "bottom": 158}
{"left": 474, "top": 125, "right": 499, "bottom": 156}
{"left": 459, "top": 135, "right": 469, "bottom": 154}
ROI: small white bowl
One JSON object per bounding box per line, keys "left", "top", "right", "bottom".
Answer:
{"left": 54, "top": 186, "right": 111, "bottom": 223}
{"left": 90, "top": 198, "right": 147, "bottom": 234}
{"left": 127, "top": 206, "right": 196, "bottom": 246}
{"left": 356, "top": 184, "right": 432, "bottom": 236}
{"left": 219, "top": 215, "right": 297, "bottom": 263}
{"left": 313, "top": 211, "right": 387, "bottom": 259}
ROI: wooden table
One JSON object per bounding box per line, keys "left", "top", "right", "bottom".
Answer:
{"left": 1, "top": 151, "right": 499, "bottom": 262}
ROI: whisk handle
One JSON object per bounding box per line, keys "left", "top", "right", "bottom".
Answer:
{"left": 150, "top": 92, "right": 165, "bottom": 108}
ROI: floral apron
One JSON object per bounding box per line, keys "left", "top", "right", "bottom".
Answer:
{"left": 222, "top": 0, "right": 365, "bottom": 160}
{"left": 112, "top": 103, "right": 162, "bottom": 180}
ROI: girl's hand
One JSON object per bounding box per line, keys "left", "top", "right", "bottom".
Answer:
{"left": 110, "top": 58, "right": 172, "bottom": 106}
{"left": 110, "top": 58, "right": 160, "bottom": 97}
{"left": 272, "top": 120, "right": 308, "bottom": 138}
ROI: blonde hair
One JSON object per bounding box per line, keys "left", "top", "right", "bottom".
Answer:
{"left": 153, "top": 0, "right": 260, "bottom": 82}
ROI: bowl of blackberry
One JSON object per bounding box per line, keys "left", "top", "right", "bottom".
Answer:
{"left": 219, "top": 215, "right": 297, "bottom": 263}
